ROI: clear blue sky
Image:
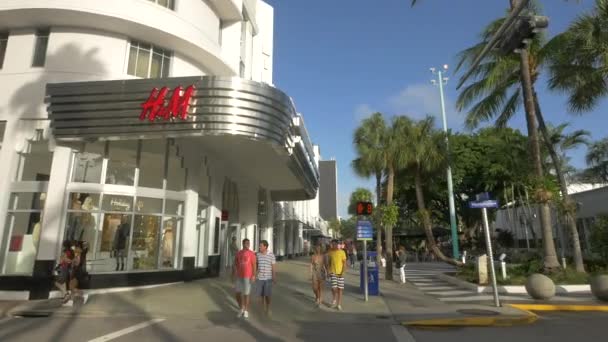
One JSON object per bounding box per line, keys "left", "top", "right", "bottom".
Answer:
{"left": 264, "top": 0, "right": 606, "bottom": 218}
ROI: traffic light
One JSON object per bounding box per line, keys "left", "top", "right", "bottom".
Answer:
{"left": 496, "top": 14, "right": 549, "bottom": 55}
{"left": 356, "top": 202, "right": 373, "bottom": 216}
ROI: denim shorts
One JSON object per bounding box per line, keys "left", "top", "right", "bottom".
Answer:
{"left": 255, "top": 279, "right": 273, "bottom": 297}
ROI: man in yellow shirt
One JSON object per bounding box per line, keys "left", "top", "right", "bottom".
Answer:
{"left": 326, "top": 239, "right": 347, "bottom": 311}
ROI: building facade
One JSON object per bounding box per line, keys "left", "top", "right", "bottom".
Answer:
{"left": 0, "top": 0, "right": 330, "bottom": 300}
{"left": 493, "top": 184, "right": 608, "bottom": 258}
{"left": 319, "top": 160, "right": 338, "bottom": 221}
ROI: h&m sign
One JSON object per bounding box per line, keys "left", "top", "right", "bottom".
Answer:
{"left": 140, "top": 85, "right": 195, "bottom": 122}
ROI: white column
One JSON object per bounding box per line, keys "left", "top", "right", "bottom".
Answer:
{"left": 278, "top": 222, "right": 286, "bottom": 256}
{"left": 37, "top": 146, "right": 72, "bottom": 261}
{"left": 297, "top": 222, "right": 304, "bottom": 254}
{"left": 181, "top": 190, "right": 198, "bottom": 268}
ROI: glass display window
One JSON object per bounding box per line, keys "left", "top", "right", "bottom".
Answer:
{"left": 102, "top": 194, "right": 133, "bottom": 212}
{"left": 72, "top": 141, "right": 105, "bottom": 183}
{"left": 166, "top": 140, "right": 186, "bottom": 191}
{"left": 106, "top": 140, "right": 138, "bottom": 186}
{"left": 159, "top": 217, "right": 181, "bottom": 268}
{"left": 138, "top": 139, "right": 166, "bottom": 189}
{"left": 131, "top": 215, "right": 161, "bottom": 270}
{"left": 135, "top": 197, "right": 163, "bottom": 214}
{"left": 165, "top": 199, "right": 184, "bottom": 216}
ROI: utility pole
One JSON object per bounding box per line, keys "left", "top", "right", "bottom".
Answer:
{"left": 431, "top": 65, "right": 460, "bottom": 260}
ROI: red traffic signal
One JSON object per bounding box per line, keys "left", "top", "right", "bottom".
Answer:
{"left": 356, "top": 202, "right": 373, "bottom": 216}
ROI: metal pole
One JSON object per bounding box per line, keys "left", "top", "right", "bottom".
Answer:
{"left": 363, "top": 240, "right": 368, "bottom": 302}
{"left": 437, "top": 69, "right": 460, "bottom": 260}
{"left": 482, "top": 208, "right": 501, "bottom": 307}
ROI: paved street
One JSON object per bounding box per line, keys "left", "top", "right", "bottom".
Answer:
{"left": 0, "top": 259, "right": 606, "bottom": 342}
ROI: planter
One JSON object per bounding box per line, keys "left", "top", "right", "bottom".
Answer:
{"left": 525, "top": 273, "right": 555, "bottom": 300}
{"left": 590, "top": 275, "right": 608, "bottom": 302}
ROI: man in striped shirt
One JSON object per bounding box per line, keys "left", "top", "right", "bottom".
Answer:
{"left": 255, "top": 240, "right": 276, "bottom": 317}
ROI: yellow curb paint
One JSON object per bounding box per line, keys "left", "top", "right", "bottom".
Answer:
{"left": 402, "top": 314, "right": 538, "bottom": 327}
{"left": 509, "top": 303, "right": 608, "bottom": 312}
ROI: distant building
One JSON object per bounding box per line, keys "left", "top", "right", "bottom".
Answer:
{"left": 493, "top": 184, "right": 608, "bottom": 257}
{"left": 319, "top": 160, "right": 338, "bottom": 221}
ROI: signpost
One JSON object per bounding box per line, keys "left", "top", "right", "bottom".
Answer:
{"left": 469, "top": 192, "right": 501, "bottom": 307}
{"left": 356, "top": 202, "right": 374, "bottom": 302}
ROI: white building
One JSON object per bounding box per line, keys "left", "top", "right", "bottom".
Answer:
{"left": 0, "top": 0, "right": 331, "bottom": 300}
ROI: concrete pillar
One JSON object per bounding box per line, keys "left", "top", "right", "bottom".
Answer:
{"left": 286, "top": 222, "right": 293, "bottom": 256}
{"left": 181, "top": 190, "right": 198, "bottom": 270}
{"left": 297, "top": 222, "right": 304, "bottom": 255}
{"left": 37, "top": 146, "right": 72, "bottom": 261}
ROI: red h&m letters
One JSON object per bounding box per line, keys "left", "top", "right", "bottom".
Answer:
{"left": 140, "top": 85, "right": 195, "bottom": 121}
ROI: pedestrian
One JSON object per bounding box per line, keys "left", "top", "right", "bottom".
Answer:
{"left": 310, "top": 244, "right": 326, "bottom": 307}
{"left": 255, "top": 240, "right": 276, "bottom": 317}
{"left": 397, "top": 246, "right": 407, "bottom": 284}
{"left": 54, "top": 240, "right": 74, "bottom": 304}
{"left": 233, "top": 238, "right": 256, "bottom": 319}
{"left": 349, "top": 244, "right": 358, "bottom": 268}
{"left": 326, "top": 239, "right": 347, "bottom": 311}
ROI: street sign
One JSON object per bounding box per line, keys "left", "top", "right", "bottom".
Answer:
{"left": 469, "top": 200, "right": 499, "bottom": 209}
{"left": 356, "top": 220, "right": 373, "bottom": 240}
{"left": 356, "top": 202, "right": 373, "bottom": 216}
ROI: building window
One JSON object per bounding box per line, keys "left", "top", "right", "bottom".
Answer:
{"left": 0, "top": 121, "right": 6, "bottom": 149}
{"left": 32, "top": 29, "right": 50, "bottom": 67}
{"left": 148, "top": 0, "right": 174, "bottom": 10}
{"left": 166, "top": 139, "right": 186, "bottom": 191}
{"left": 16, "top": 133, "right": 53, "bottom": 182}
{"left": 2, "top": 192, "right": 47, "bottom": 274}
{"left": 0, "top": 32, "right": 8, "bottom": 69}
{"left": 72, "top": 141, "right": 105, "bottom": 183}
{"left": 127, "top": 41, "right": 171, "bottom": 78}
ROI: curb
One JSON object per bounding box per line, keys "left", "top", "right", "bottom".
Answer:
{"left": 509, "top": 303, "right": 608, "bottom": 312}
{"left": 402, "top": 305, "right": 538, "bottom": 327}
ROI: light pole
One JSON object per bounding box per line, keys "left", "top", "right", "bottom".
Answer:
{"left": 431, "top": 64, "right": 460, "bottom": 259}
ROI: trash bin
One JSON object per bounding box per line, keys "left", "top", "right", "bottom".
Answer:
{"left": 360, "top": 251, "right": 380, "bottom": 296}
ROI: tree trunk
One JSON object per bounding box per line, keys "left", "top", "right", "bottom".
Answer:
{"left": 519, "top": 47, "right": 560, "bottom": 272}
{"left": 385, "top": 166, "right": 395, "bottom": 280}
{"left": 414, "top": 170, "right": 463, "bottom": 267}
{"left": 374, "top": 171, "right": 383, "bottom": 268}
{"left": 533, "top": 94, "right": 586, "bottom": 273}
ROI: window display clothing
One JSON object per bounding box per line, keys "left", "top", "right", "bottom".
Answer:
{"left": 112, "top": 222, "right": 130, "bottom": 271}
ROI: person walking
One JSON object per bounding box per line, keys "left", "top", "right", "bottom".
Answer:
{"left": 326, "top": 239, "right": 347, "bottom": 311}
{"left": 255, "top": 240, "right": 276, "bottom": 317}
{"left": 310, "top": 244, "right": 326, "bottom": 307}
{"left": 397, "top": 246, "right": 407, "bottom": 284}
{"left": 233, "top": 238, "right": 256, "bottom": 319}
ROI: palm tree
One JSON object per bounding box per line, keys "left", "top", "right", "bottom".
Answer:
{"left": 353, "top": 113, "right": 388, "bottom": 268}
{"left": 584, "top": 138, "right": 608, "bottom": 182}
{"left": 539, "top": 122, "right": 590, "bottom": 272}
{"left": 546, "top": 0, "right": 608, "bottom": 113}
{"left": 454, "top": 4, "right": 562, "bottom": 271}
{"left": 402, "top": 116, "right": 463, "bottom": 266}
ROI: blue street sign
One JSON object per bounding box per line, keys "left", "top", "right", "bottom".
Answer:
{"left": 356, "top": 220, "right": 373, "bottom": 240}
{"left": 469, "top": 200, "right": 499, "bottom": 209}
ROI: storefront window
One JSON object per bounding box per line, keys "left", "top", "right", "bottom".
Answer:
{"left": 2, "top": 192, "right": 46, "bottom": 274}
{"left": 131, "top": 215, "right": 161, "bottom": 270}
{"left": 135, "top": 197, "right": 163, "bottom": 214}
{"left": 95, "top": 213, "right": 131, "bottom": 273}
{"left": 64, "top": 193, "right": 99, "bottom": 243}
{"left": 138, "top": 139, "right": 166, "bottom": 189}
{"left": 165, "top": 199, "right": 184, "bottom": 216}
{"left": 0, "top": 121, "right": 6, "bottom": 150}
{"left": 16, "top": 136, "right": 53, "bottom": 181}
{"left": 160, "top": 217, "right": 181, "bottom": 268}
{"left": 166, "top": 140, "right": 186, "bottom": 191}
{"left": 102, "top": 194, "right": 133, "bottom": 212}
{"left": 72, "top": 142, "right": 105, "bottom": 183}
{"left": 106, "top": 140, "right": 137, "bottom": 186}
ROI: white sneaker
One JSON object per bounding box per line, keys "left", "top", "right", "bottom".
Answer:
{"left": 331, "top": 301, "right": 337, "bottom": 308}
{"left": 243, "top": 311, "right": 249, "bottom": 319}
{"left": 237, "top": 310, "right": 244, "bottom": 318}
{"left": 337, "top": 305, "right": 343, "bottom": 311}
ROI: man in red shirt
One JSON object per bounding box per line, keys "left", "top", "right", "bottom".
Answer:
{"left": 233, "top": 238, "right": 256, "bottom": 319}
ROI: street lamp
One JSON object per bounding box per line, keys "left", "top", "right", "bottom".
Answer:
{"left": 431, "top": 64, "right": 460, "bottom": 259}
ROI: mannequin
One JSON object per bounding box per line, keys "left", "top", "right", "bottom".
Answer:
{"left": 112, "top": 215, "right": 130, "bottom": 271}
{"left": 161, "top": 222, "right": 174, "bottom": 267}
{"left": 80, "top": 196, "right": 97, "bottom": 246}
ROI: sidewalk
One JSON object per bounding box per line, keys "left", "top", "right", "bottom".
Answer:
{"left": 1, "top": 258, "right": 534, "bottom": 325}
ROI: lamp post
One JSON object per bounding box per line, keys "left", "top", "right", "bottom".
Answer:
{"left": 431, "top": 64, "right": 460, "bottom": 259}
